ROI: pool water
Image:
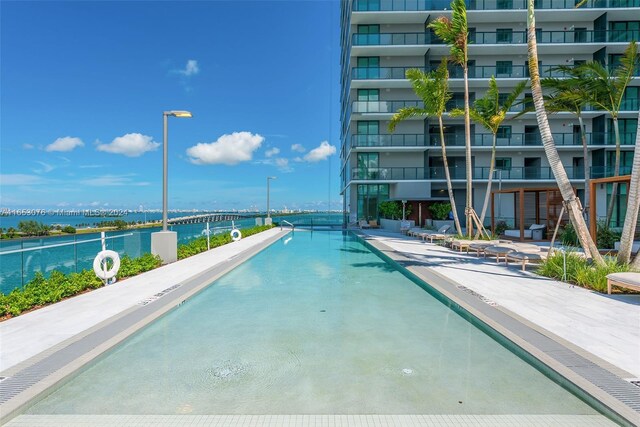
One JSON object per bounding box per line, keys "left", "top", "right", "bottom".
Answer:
{"left": 27, "top": 231, "right": 607, "bottom": 417}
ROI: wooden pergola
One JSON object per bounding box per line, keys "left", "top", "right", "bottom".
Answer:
{"left": 588, "top": 175, "right": 632, "bottom": 241}
{"left": 491, "top": 187, "right": 565, "bottom": 241}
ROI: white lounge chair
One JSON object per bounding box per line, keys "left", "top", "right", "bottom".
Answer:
{"left": 504, "top": 224, "right": 546, "bottom": 239}
{"left": 422, "top": 225, "right": 451, "bottom": 243}
{"left": 606, "top": 272, "right": 640, "bottom": 294}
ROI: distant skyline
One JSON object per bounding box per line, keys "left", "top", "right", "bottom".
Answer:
{"left": 0, "top": 0, "right": 342, "bottom": 211}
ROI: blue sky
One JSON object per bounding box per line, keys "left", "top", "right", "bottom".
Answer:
{"left": 0, "top": 0, "right": 341, "bottom": 211}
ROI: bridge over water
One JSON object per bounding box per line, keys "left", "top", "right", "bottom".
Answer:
{"left": 167, "top": 213, "right": 260, "bottom": 225}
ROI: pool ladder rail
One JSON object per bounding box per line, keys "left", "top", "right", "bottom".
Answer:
{"left": 280, "top": 220, "right": 295, "bottom": 231}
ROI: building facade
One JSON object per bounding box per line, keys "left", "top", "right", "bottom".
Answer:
{"left": 339, "top": 0, "right": 639, "bottom": 229}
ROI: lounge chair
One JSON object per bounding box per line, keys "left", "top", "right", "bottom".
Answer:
{"left": 467, "top": 240, "right": 502, "bottom": 256}
{"left": 368, "top": 219, "right": 380, "bottom": 229}
{"left": 421, "top": 225, "right": 451, "bottom": 243}
{"left": 358, "top": 220, "right": 370, "bottom": 229}
{"left": 505, "top": 249, "right": 548, "bottom": 271}
{"left": 504, "top": 224, "right": 546, "bottom": 239}
{"left": 449, "top": 239, "right": 473, "bottom": 252}
{"left": 606, "top": 272, "right": 640, "bottom": 294}
{"left": 484, "top": 244, "right": 518, "bottom": 263}
{"left": 407, "top": 228, "right": 423, "bottom": 237}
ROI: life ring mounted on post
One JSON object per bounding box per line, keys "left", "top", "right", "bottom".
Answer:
{"left": 230, "top": 229, "right": 242, "bottom": 241}
{"left": 93, "top": 250, "right": 120, "bottom": 283}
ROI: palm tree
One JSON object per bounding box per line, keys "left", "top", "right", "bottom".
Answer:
{"left": 622, "top": 112, "right": 640, "bottom": 266}
{"left": 429, "top": 0, "right": 472, "bottom": 237}
{"left": 526, "top": 0, "right": 603, "bottom": 264}
{"left": 388, "top": 60, "right": 463, "bottom": 235}
{"left": 452, "top": 77, "right": 527, "bottom": 232}
{"left": 540, "top": 69, "right": 593, "bottom": 223}
{"left": 578, "top": 41, "right": 639, "bottom": 225}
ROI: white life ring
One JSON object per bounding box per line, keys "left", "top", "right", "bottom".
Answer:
{"left": 230, "top": 229, "right": 242, "bottom": 241}
{"left": 93, "top": 250, "right": 120, "bottom": 281}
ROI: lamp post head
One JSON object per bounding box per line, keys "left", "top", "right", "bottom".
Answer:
{"left": 164, "top": 110, "right": 193, "bottom": 118}
{"left": 268, "top": 176, "right": 277, "bottom": 180}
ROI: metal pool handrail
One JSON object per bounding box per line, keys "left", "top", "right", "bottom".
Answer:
{"left": 280, "top": 220, "right": 294, "bottom": 231}
{"left": 0, "top": 233, "right": 134, "bottom": 255}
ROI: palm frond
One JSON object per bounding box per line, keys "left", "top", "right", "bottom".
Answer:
{"left": 388, "top": 107, "right": 430, "bottom": 133}
{"left": 502, "top": 80, "right": 528, "bottom": 112}
{"left": 428, "top": 0, "right": 468, "bottom": 65}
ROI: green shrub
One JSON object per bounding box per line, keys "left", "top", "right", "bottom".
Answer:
{"left": 178, "top": 224, "right": 274, "bottom": 260}
{"left": 428, "top": 202, "right": 452, "bottom": 220}
{"left": 494, "top": 220, "right": 508, "bottom": 236}
{"left": 378, "top": 201, "right": 412, "bottom": 220}
{"left": 117, "top": 253, "right": 162, "bottom": 279}
{"left": 537, "top": 252, "right": 633, "bottom": 293}
{"left": 62, "top": 225, "right": 77, "bottom": 234}
{"left": 595, "top": 221, "right": 620, "bottom": 249}
{"left": 559, "top": 223, "right": 578, "bottom": 246}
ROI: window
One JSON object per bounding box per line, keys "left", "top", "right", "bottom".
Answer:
{"left": 609, "top": 21, "right": 640, "bottom": 42}
{"left": 497, "top": 0, "right": 512, "bottom": 9}
{"left": 357, "top": 153, "right": 379, "bottom": 180}
{"left": 358, "top": 24, "right": 380, "bottom": 34}
{"left": 357, "top": 57, "right": 379, "bottom": 68}
{"left": 357, "top": 121, "right": 379, "bottom": 135}
{"left": 496, "top": 61, "right": 513, "bottom": 76}
{"left": 357, "top": 89, "right": 379, "bottom": 101}
{"left": 357, "top": 184, "right": 389, "bottom": 220}
{"left": 495, "top": 158, "right": 512, "bottom": 170}
{"left": 621, "top": 87, "right": 639, "bottom": 111}
{"left": 496, "top": 126, "right": 512, "bottom": 139}
{"left": 356, "top": 57, "right": 380, "bottom": 79}
{"left": 496, "top": 28, "right": 513, "bottom": 44}
{"left": 574, "top": 27, "right": 587, "bottom": 43}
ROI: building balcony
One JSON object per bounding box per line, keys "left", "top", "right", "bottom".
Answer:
{"left": 350, "top": 165, "right": 629, "bottom": 181}
{"left": 431, "top": 132, "right": 638, "bottom": 147}
{"left": 352, "top": 65, "right": 640, "bottom": 81}
{"left": 351, "top": 134, "right": 428, "bottom": 148}
{"left": 352, "top": 30, "right": 639, "bottom": 46}
{"left": 352, "top": 0, "right": 639, "bottom": 12}
{"left": 352, "top": 100, "right": 423, "bottom": 113}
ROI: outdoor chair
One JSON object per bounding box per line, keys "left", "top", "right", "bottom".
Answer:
{"left": 467, "top": 240, "right": 502, "bottom": 256}
{"left": 505, "top": 249, "right": 548, "bottom": 271}
{"left": 358, "top": 220, "right": 370, "bottom": 229}
{"left": 483, "top": 244, "right": 518, "bottom": 263}
{"left": 504, "top": 224, "right": 546, "bottom": 239}
{"left": 606, "top": 272, "right": 640, "bottom": 294}
{"left": 449, "top": 239, "right": 473, "bottom": 252}
{"left": 368, "top": 219, "right": 380, "bottom": 229}
{"left": 421, "top": 225, "right": 451, "bottom": 243}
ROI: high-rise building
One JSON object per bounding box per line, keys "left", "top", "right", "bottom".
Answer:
{"left": 339, "top": 0, "right": 638, "bottom": 231}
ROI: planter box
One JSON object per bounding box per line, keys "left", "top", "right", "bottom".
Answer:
{"left": 380, "top": 218, "right": 415, "bottom": 233}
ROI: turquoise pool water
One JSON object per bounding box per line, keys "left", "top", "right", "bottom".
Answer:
{"left": 27, "top": 231, "right": 608, "bottom": 417}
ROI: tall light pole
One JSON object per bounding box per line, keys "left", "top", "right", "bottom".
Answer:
{"left": 267, "top": 176, "right": 276, "bottom": 218}
{"left": 151, "top": 110, "right": 192, "bottom": 264}
{"left": 162, "top": 110, "right": 192, "bottom": 231}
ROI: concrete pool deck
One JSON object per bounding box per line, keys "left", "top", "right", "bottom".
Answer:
{"left": 359, "top": 229, "right": 640, "bottom": 380}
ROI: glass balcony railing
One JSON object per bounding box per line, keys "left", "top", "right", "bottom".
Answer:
{"left": 350, "top": 165, "right": 629, "bottom": 181}
{"left": 351, "top": 134, "right": 427, "bottom": 147}
{"left": 428, "top": 132, "right": 638, "bottom": 147}
{"left": 352, "top": 100, "right": 423, "bottom": 113}
{"left": 352, "top": 64, "right": 640, "bottom": 80}
{"left": 352, "top": 30, "right": 640, "bottom": 46}
{"left": 353, "top": 0, "right": 640, "bottom": 12}
{"left": 351, "top": 167, "right": 428, "bottom": 180}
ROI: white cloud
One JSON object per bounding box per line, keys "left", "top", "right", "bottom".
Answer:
{"left": 80, "top": 174, "right": 150, "bottom": 186}
{"left": 291, "top": 143, "right": 306, "bottom": 153}
{"left": 177, "top": 59, "right": 199, "bottom": 76}
{"left": 265, "top": 147, "right": 280, "bottom": 158}
{"left": 45, "top": 136, "right": 84, "bottom": 152}
{"left": 0, "top": 174, "right": 47, "bottom": 185}
{"left": 186, "top": 132, "right": 264, "bottom": 165}
{"left": 23, "top": 143, "right": 34, "bottom": 150}
{"left": 303, "top": 141, "right": 337, "bottom": 163}
{"left": 96, "top": 133, "right": 160, "bottom": 157}
{"left": 32, "top": 161, "right": 54, "bottom": 174}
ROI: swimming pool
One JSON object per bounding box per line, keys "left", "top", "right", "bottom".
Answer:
{"left": 24, "top": 231, "right": 613, "bottom": 421}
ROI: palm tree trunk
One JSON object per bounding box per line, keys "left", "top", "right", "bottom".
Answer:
{"left": 477, "top": 133, "right": 497, "bottom": 236}
{"left": 439, "top": 115, "right": 463, "bottom": 235}
{"left": 619, "top": 113, "right": 640, "bottom": 265}
{"left": 527, "top": 0, "right": 603, "bottom": 265}
{"left": 578, "top": 115, "right": 590, "bottom": 225}
{"left": 463, "top": 65, "right": 473, "bottom": 238}
{"left": 605, "top": 117, "right": 621, "bottom": 225}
